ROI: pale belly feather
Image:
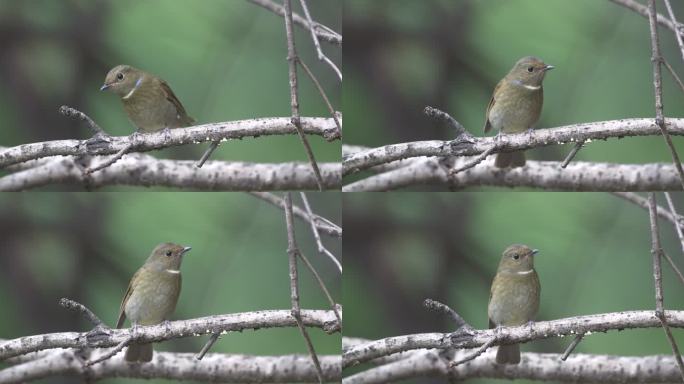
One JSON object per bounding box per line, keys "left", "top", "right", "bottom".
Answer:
{"left": 124, "top": 271, "right": 180, "bottom": 325}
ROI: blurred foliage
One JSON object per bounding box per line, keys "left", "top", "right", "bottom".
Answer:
{"left": 0, "top": 192, "right": 341, "bottom": 384}
{"left": 344, "top": 0, "right": 684, "bottom": 190}
{"left": 343, "top": 192, "right": 684, "bottom": 383}
{"left": 0, "top": 0, "right": 341, "bottom": 190}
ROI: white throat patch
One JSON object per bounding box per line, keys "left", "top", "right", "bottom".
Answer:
{"left": 165, "top": 269, "right": 180, "bottom": 274}
{"left": 516, "top": 269, "right": 534, "bottom": 275}
{"left": 122, "top": 76, "right": 144, "bottom": 100}
{"left": 522, "top": 84, "right": 541, "bottom": 91}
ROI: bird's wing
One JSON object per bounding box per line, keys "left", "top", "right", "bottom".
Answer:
{"left": 159, "top": 80, "right": 195, "bottom": 124}
{"left": 116, "top": 269, "right": 140, "bottom": 328}
{"left": 483, "top": 80, "right": 502, "bottom": 133}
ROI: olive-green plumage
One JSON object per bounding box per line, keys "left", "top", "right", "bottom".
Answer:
{"left": 101, "top": 65, "right": 195, "bottom": 132}
{"left": 484, "top": 57, "right": 553, "bottom": 168}
{"left": 116, "top": 243, "right": 191, "bottom": 362}
{"left": 487, "top": 244, "right": 540, "bottom": 364}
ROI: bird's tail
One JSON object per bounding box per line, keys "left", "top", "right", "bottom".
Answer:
{"left": 495, "top": 151, "right": 526, "bottom": 168}
{"left": 495, "top": 344, "right": 520, "bottom": 364}
{"left": 125, "top": 342, "right": 153, "bottom": 362}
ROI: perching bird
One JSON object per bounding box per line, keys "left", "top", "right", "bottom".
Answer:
{"left": 487, "top": 244, "right": 540, "bottom": 364}
{"left": 101, "top": 65, "right": 195, "bottom": 132}
{"left": 116, "top": 243, "right": 191, "bottom": 362}
{"left": 484, "top": 57, "right": 554, "bottom": 168}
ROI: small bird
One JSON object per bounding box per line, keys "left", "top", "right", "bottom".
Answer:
{"left": 101, "top": 65, "right": 195, "bottom": 132}
{"left": 484, "top": 57, "right": 554, "bottom": 168}
{"left": 116, "top": 243, "right": 191, "bottom": 362}
{"left": 487, "top": 244, "right": 540, "bottom": 364}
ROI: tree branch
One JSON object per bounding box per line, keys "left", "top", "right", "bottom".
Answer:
{"left": 245, "top": 0, "right": 341, "bottom": 45}
{"left": 647, "top": 193, "right": 684, "bottom": 381}
{"left": 647, "top": 0, "right": 684, "bottom": 190}
{"left": 248, "top": 192, "right": 342, "bottom": 237}
{"left": 284, "top": 0, "right": 324, "bottom": 191}
{"left": 0, "top": 116, "right": 338, "bottom": 169}
{"left": 0, "top": 350, "right": 340, "bottom": 383}
{"left": 0, "top": 153, "right": 340, "bottom": 191}
{"left": 343, "top": 154, "right": 684, "bottom": 192}
{"left": 284, "top": 193, "right": 324, "bottom": 382}
{"left": 298, "top": 0, "right": 342, "bottom": 81}
{"left": 343, "top": 347, "right": 684, "bottom": 384}
{"left": 342, "top": 310, "right": 684, "bottom": 368}
{"left": 343, "top": 118, "right": 684, "bottom": 176}
{"left": 612, "top": 192, "right": 684, "bottom": 231}
{"left": 0, "top": 309, "right": 339, "bottom": 361}
{"left": 609, "top": 0, "right": 684, "bottom": 39}
{"left": 299, "top": 192, "right": 342, "bottom": 272}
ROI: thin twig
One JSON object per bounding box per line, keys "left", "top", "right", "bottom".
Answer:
{"left": 283, "top": 193, "right": 324, "bottom": 383}
{"left": 59, "top": 298, "right": 103, "bottom": 327}
{"left": 248, "top": 192, "right": 341, "bottom": 237}
{"left": 663, "top": 251, "right": 684, "bottom": 286}
{"left": 423, "top": 299, "right": 469, "bottom": 329}
{"left": 299, "top": 192, "right": 341, "bottom": 273}
{"left": 609, "top": 0, "right": 684, "bottom": 39}
{"left": 647, "top": 0, "right": 684, "bottom": 191}
{"left": 196, "top": 141, "right": 220, "bottom": 168}
{"left": 86, "top": 336, "right": 133, "bottom": 366}
{"left": 85, "top": 143, "right": 133, "bottom": 174}
{"left": 663, "top": 58, "right": 684, "bottom": 95}
{"left": 298, "top": 58, "right": 342, "bottom": 133}
{"left": 612, "top": 192, "right": 684, "bottom": 230}
{"left": 448, "top": 145, "right": 496, "bottom": 175}
{"left": 424, "top": 106, "right": 467, "bottom": 137}
{"left": 664, "top": 0, "right": 684, "bottom": 63}
{"left": 59, "top": 105, "right": 107, "bottom": 137}
{"left": 664, "top": 192, "right": 684, "bottom": 256}
{"left": 560, "top": 141, "right": 585, "bottom": 168}
{"left": 195, "top": 333, "right": 221, "bottom": 360}
{"left": 448, "top": 337, "right": 496, "bottom": 367}
{"left": 560, "top": 333, "right": 585, "bottom": 361}
{"left": 296, "top": 250, "right": 342, "bottom": 332}
{"left": 298, "top": 0, "right": 341, "bottom": 81}
{"left": 245, "top": 0, "right": 341, "bottom": 45}
{"left": 647, "top": 192, "right": 684, "bottom": 381}
{"left": 284, "top": 0, "right": 324, "bottom": 191}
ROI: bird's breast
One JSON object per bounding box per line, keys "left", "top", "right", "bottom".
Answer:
{"left": 122, "top": 87, "right": 183, "bottom": 132}
{"left": 488, "top": 272, "right": 540, "bottom": 327}
{"left": 488, "top": 84, "right": 543, "bottom": 133}
{"left": 124, "top": 270, "right": 180, "bottom": 325}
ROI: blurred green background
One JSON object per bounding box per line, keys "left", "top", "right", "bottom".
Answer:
{"left": 0, "top": 192, "right": 341, "bottom": 384}
{"left": 344, "top": 192, "right": 684, "bottom": 383}
{"left": 344, "top": 0, "right": 684, "bottom": 188}
{"left": 0, "top": 0, "right": 341, "bottom": 189}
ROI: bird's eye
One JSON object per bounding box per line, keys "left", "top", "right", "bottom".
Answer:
{"left": 116, "top": 73, "right": 124, "bottom": 81}
{"left": 512, "top": 254, "right": 520, "bottom": 260}
{"left": 527, "top": 67, "right": 534, "bottom": 73}
{"left": 165, "top": 250, "right": 172, "bottom": 257}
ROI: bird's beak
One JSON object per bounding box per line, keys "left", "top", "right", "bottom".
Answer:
{"left": 531, "top": 249, "right": 539, "bottom": 256}
{"left": 100, "top": 84, "right": 110, "bottom": 91}
{"left": 543, "top": 65, "right": 554, "bottom": 71}
{"left": 181, "top": 246, "right": 192, "bottom": 255}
